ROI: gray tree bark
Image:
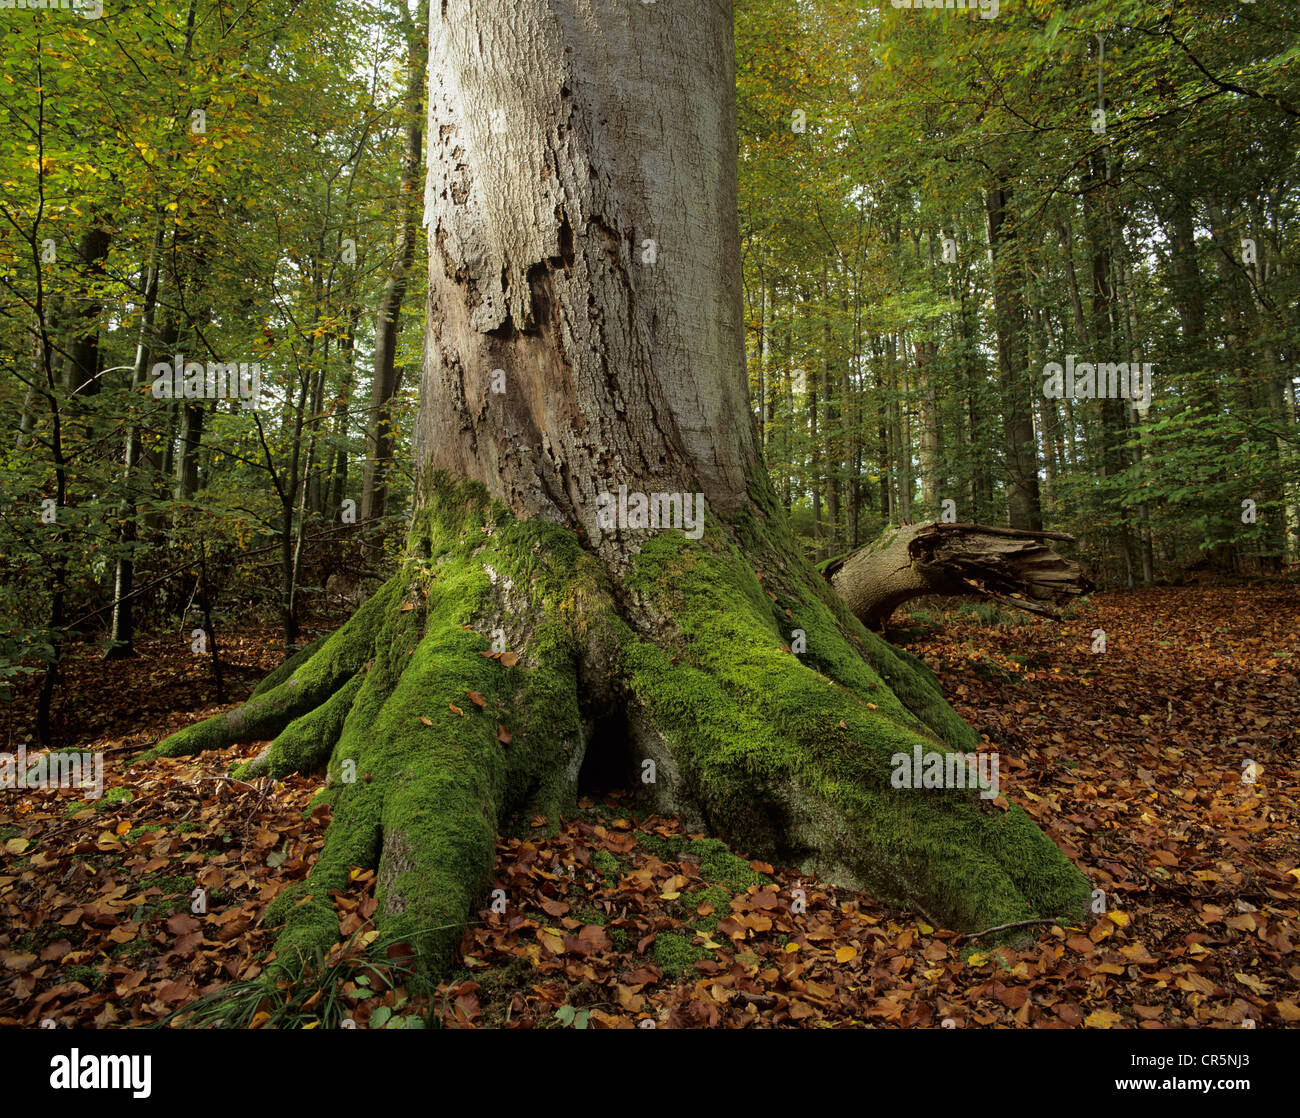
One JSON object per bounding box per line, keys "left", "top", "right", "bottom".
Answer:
{"left": 985, "top": 171, "right": 1042, "bottom": 532}
{"left": 417, "top": 0, "right": 755, "bottom": 538}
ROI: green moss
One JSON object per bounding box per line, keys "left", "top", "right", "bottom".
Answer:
{"left": 134, "top": 872, "right": 197, "bottom": 918}
{"left": 618, "top": 513, "right": 1090, "bottom": 938}
{"left": 689, "top": 838, "right": 768, "bottom": 892}
{"left": 691, "top": 884, "right": 732, "bottom": 931}
{"left": 169, "top": 471, "right": 1089, "bottom": 991}
{"left": 139, "top": 872, "right": 195, "bottom": 893}
{"left": 138, "top": 578, "right": 400, "bottom": 762}
{"left": 108, "top": 938, "right": 149, "bottom": 960}
{"left": 66, "top": 964, "right": 104, "bottom": 990}
{"left": 591, "top": 849, "right": 619, "bottom": 877}
{"left": 266, "top": 477, "right": 619, "bottom": 987}
{"left": 568, "top": 904, "right": 607, "bottom": 927}
{"left": 652, "top": 932, "right": 705, "bottom": 976}
{"left": 635, "top": 832, "right": 685, "bottom": 861}
{"left": 64, "top": 788, "right": 128, "bottom": 815}
{"left": 235, "top": 670, "right": 365, "bottom": 780}
{"left": 252, "top": 635, "right": 328, "bottom": 697}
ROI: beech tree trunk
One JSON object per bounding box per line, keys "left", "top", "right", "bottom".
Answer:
{"left": 145, "top": 0, "right": 1090, "bottom": 992}
{"left": 416, "top": 0, "right": 754, "bottom": 530}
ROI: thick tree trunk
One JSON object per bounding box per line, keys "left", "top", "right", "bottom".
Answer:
{"left": 144, "top": 0, "right": 1090, "bottom": 991}
{"left": 825, "top": 521, "right": 1092, "bottom": 631}
{"left": 415, "top": 0, "right": 754, "bottom": 532}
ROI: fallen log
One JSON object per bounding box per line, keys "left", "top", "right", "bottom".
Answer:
{"left": 824, "top": 521, "right": 1093, "bottom": 630}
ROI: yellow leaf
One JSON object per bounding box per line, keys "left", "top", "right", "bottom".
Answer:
{"left": 784, "top": 942, "right": 800, "bottom": 954}
{"left": 659, "top": 890, "right": 681, "bottom": 901}
{"left": 115, "top": 819, "right": 131, "bottom": 836}
{"left": 3, "top": 838, "right": 29, "bottom": 855}
{"left": 967, "top": 952, "right": 989, "bottom": 966}
{"left": 835, "top": 945, "right": 857, "bottom": 964}
{"left": 1235, "top": 972, "right": 1270, "bottom": 996}
{"left": 1106, "top": 911, "right": 1130, "bottom": 928}
{"left": 1084, "top": 1009, "right": 1122, "bottom": 1028}
{"left": 301, "top": 1020, "right": 319, "bottom": 1029}
{"left": 250, "top": 1011, "right": 271, "bottom": 1028}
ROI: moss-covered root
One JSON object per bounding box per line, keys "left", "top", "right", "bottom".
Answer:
{"left": 622, "top": 529, "right": 1093, "bottom": 939}
{"left": 251, "top": 634, "right": 327, "bottom": 698}
{"left": 233, "top": 671, "right": 364, "bottom": 780}
{"left": 136, "top": 578, "right": 400, "bottom": 763}
{"left": 264, "top": 481, "right": 600, "bottom": 987}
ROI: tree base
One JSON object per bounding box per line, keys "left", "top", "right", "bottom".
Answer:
{"left": 140, "top": 477, "right": 1092, "bottom": 986}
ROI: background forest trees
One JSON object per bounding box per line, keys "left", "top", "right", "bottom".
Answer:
{"left": 1, "top": 0, "right": 428, "bottom": 739}
{"left": 2, "top": 0, "right": 1297, "bottom": 746}
{"left": 736, "top": 0, "right": 1298, "bottom": 582}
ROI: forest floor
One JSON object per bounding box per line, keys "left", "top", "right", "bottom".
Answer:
{"left": 1, "top": 584, "right": 1297, "bottom": 1028}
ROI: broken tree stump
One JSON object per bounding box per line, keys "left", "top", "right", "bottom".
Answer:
{"left": 824, "top": 521, "right": 1093, "bottom": 630}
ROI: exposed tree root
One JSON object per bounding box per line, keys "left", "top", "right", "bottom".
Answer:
{"left": 137, "top": 579, "right": 400, "bottom": 762}
{"left": 144, "top": 479, "right": 1092, "bottom": 988}
{"left": 234, "top": 671, "right": 364, "bottom": 780}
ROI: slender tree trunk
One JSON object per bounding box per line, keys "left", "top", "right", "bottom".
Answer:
{"left": 756, "top": 261, "right": 768, "bottom": 454}
{"left": 62, "top": 218, "right": 112, "bottom": 399}
{"left": 1083, "top": 150, "right": 1135, "bottom": 583}
{"left": 105, "top": 230, "right": 166, "bottom": 658}
{"left": 1116, "top": 231, "right": 1155, "bottom": 584}
{"left": 360, "top": 0, "right": 429, "bottom": 524}
{"left": 329, "top": 303, "right": 362, "bottom": 515}
{"left": 985, "top": 171, "right": 1041, "bottom": 531}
